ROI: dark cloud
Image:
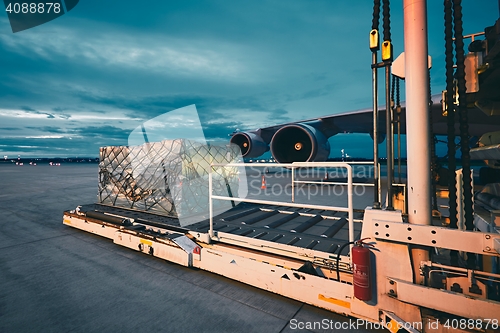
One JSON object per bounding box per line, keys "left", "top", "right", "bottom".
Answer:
{"left": 71, "top": 126, "right": 130, "bottom": 141}
{"left": 18, "top": 106, "right": 59, "bottom": 119}
{"left": 201, "top": 121, "right": 243, "bottom": 141}
{"left": 49, "top": 109, "right": 72, "bottom": 119}
{"left": 299, "top": 83, "right": 336, "bottom": 100}
{"left": 75, "top": 91, "right": 274, "bottom": 123}
{"left": 87, "top": 109, "right": 108, "bottom": 114}
{"left": 267, "top": 108, "right": 290, "bottom": 123}
{"left": 25, "top": 126, "right": 67, "bottom": 133}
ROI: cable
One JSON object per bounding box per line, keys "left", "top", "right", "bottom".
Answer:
{"left": 336, "top": 241, "right": 356, "bottom": 281}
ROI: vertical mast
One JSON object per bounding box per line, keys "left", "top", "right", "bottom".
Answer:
{"left": 404, "top": 0, "right": 431, "bottom": 283}
{"left": 404, "top": 0, "right": 432, "bottom": 226}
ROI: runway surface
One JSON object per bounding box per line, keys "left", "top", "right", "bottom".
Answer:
{"left": 0, "top": 164, "right": 382, "bottom": 333}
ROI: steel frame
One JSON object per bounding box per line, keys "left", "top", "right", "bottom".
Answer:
{"left": 64, "top": 156, "right": 500, "bottom": 332}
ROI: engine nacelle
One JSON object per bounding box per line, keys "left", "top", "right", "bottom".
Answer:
{"left": 369, "top": 130, "right": 386, "bottom": 144}
{"left": 230, "top": 131, "right": 269, "bottom": 158}
{"left": 270, "top": 124, "right": 330, "bottom": 163}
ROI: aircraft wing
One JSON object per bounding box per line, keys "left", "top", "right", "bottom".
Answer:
{"left": 230, "top": 94, "right": 500, "bottom": 163}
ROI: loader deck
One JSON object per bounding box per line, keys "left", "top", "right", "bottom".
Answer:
{"left": 74, "top": 202, "right": 364, "bottom": 256}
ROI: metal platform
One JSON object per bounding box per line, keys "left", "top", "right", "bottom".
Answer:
{"left": 77, "top": 202, "right": 364, "bottom": 256}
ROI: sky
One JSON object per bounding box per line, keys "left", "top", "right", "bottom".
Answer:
{"left": 0, "top": 0, "right": 499, "bottom": 158}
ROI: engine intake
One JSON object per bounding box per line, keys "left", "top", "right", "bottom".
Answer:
{"left": 230, "top": 132, "right": 269, "bottom": 158}
{"left": 270, "top": 124, "right": 330, "bottom": 163}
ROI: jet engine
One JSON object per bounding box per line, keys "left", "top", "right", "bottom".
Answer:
{"left": 370, "top": 130, "right": 386, "bottom": 144}
{"left": 230, "top": 131, "right": 269, "bottom": 158}
{"left": 270, "top": 124, "right": 330, "bottom": 163}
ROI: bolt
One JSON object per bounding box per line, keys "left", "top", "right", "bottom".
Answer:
{"left": 486, "top": 246, "right": 491, "bottom": 251}
{"left": 389, "top": 289, "right": 395, "bottom": 295}
{"left": 390, "top": 280, "right": 394, "bottom": 285}
{"left": 485, "top": 235, "right": 491, "bottom": 240}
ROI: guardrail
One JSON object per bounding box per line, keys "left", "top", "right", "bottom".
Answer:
{"left": 209, "top": 162, "right": 355, "bottom": 255}
{"left": 290, "top": 162, "right": 380, "bottom": 203}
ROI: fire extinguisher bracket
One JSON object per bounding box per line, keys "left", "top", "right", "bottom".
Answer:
{"left": 386, "top": 278, "right": 398, "bottom": 298}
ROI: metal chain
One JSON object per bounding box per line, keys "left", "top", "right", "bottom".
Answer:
{"left": 444, "top": 0, "right": 458, "bottom": 228}
{"left": 382, "top": 0, "right": 391, "bottom": 42}
{"left": 395, "top": 77, "right": 402, "bottom": 183}
{"left": 428, "top": 69, "right": 439, "bottom": 211}
{"left": 372, "top": 0, "right": 381, "bottom": 31}
{"left": 453, "top": 0, "right": 474, "bottom": 232}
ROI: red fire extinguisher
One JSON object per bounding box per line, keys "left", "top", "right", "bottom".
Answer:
{"left": 352, "top": 238, "right": 373, "bottom": 301}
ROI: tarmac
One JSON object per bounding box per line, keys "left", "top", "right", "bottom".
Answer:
{"left": 0, "top": 164, "right": 382, "bottom": 333}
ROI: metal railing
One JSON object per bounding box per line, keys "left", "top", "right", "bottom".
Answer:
{"left": 209, "top": 162, "right": 355, "bottom": 254}
{"left": 290, "top": 162, "right": 380, "bottom": 203}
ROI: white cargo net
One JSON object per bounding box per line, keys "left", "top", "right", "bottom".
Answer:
{"left": 98, "top": 105, "right": 247, "bottom": 227}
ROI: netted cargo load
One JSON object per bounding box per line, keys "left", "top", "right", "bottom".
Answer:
{"left": 98, "top": 139, "right": 244, "bottom": 226}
